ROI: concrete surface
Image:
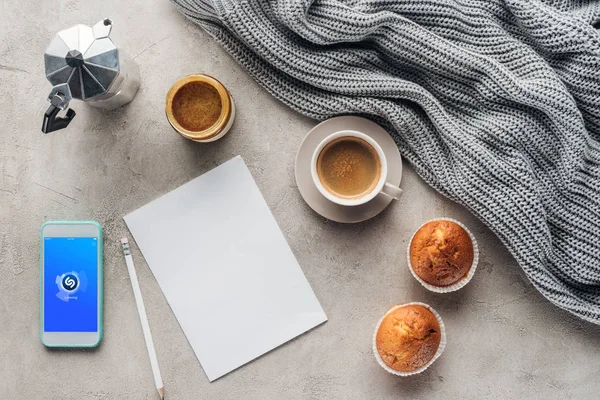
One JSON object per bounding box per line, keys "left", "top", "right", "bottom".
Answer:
{"left": 1, "top": 1, "right": 600, "bottom": 399}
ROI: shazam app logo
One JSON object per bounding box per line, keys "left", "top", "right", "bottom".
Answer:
{"left": 55, "top": 270, "right": 87, "bottom": 302}
{"left": 62, "top": 274, "right": 78, "bottom": 291}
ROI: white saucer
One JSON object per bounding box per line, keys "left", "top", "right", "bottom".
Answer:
{"left": 295, "top": 116, "right": 403, "bottom": 223}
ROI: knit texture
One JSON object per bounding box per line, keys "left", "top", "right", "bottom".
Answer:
{"left": 171, "top": 0, "right": 600, "bottom": 323}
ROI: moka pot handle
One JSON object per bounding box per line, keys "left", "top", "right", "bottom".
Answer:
{"left": 42, "top": 105, "right": 76, "bottom": 134}
{"left": 41, "top": 86, "right": 76, "bottom": 134}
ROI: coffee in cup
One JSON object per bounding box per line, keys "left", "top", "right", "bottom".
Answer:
{"left": 316, "top": 136, "right": 381, "bottom": 200}
{"left": 311, "top": 130, "right": 402, "bottom": 206}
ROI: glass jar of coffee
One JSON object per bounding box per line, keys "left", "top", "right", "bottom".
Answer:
{"left": 165, "top": 74, "right": 235, "bottom": 142}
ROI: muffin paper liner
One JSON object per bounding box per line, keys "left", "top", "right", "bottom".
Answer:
{"left": 407, "top": 218, "right": 479, "bottom": 293}
{"left": 372, "top": 302, "right": 446, "bottom": 376}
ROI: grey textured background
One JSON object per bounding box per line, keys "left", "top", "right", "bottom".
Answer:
{"left": 1, "top": 1, "right": 599, "bottom": 399}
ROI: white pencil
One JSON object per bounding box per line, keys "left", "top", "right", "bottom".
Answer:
{"left": 121, "top": 238, "right": 164, "bottom": 399}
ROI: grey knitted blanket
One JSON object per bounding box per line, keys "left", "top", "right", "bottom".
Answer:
{"left": 171, "top": 0, "right": 600, "bottom": 324}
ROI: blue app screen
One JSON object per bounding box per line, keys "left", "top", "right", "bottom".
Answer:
{"left": 44, "top": 237, "right": 98, "bottom": 332}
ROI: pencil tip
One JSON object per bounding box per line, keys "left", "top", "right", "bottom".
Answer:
{"left": 158, "top": 387, "right": 164, "bottom": 399}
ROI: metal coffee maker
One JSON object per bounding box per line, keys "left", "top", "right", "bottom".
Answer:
{"left": 42, "top": 18, "right": 140, "bottom": 133}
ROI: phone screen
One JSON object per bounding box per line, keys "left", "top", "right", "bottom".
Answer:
{"left": 43, "top": 237, "right": 99, "bottom": 332}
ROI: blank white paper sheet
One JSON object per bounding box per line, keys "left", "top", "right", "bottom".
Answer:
{"left": 124, "top": 156, "right": 327, "bottom": 381}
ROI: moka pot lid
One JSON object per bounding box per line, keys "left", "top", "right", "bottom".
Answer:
{"left": 44, "top": 18, "right": 119, "bottom": 101}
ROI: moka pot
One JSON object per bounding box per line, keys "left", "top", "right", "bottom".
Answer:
{"left": 42, "top": 18, "right": 140, "bottom": 133}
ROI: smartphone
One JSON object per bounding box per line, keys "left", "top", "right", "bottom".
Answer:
{"left": 40, "top": 221, "right": 103, "bottom": 347}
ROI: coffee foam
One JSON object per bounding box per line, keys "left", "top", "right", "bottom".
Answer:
{"left": 316, "top": 136, "right": 381, "bottom": 199}
{"left": 172, "top": 81, "right": 222, "bottom": 132}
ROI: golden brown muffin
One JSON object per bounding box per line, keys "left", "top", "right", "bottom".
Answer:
{"left": 376, "top": 305, "right": 441, "bottom": 372}
{"left": 409, "top": 220, "right": 474, "bottom": 287}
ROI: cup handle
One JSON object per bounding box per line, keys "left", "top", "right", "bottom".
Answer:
{"left": 381, "top": 182, "right": 402, "bottom": 200}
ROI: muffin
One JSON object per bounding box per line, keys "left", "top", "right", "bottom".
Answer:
{"left": 374, "top": 304, "right": 443, "bottom": 373}
{"left": 409, "top": 219, "right": 475, "bottom": 288}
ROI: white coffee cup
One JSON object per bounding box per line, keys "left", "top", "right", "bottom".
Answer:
{"left": 311, "top": 130, "right": 402, "bottom": 206}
